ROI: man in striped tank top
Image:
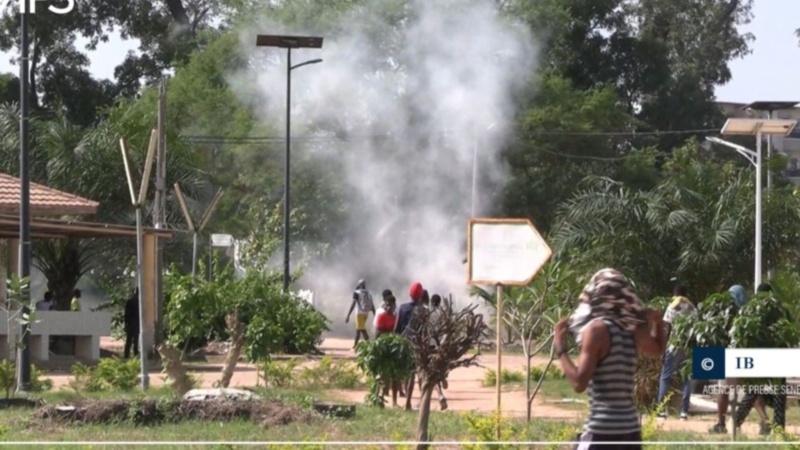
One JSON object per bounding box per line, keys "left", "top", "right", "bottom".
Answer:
{"left": 555, "top": 268, "right": 667, "bottom": 450}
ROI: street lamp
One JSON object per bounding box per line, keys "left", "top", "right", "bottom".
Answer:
{"left": 256, "top": 35, "right": 323, "bottom": 293}
{"left": 745, "top": 102, "right": 800, "bottom": 189}
{"left": 706, "top": 117, "right": 796, "bottom": 288}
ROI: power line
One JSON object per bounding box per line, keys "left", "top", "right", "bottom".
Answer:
{"left": 183, "top": 127, "right": 720, "bottom": 142}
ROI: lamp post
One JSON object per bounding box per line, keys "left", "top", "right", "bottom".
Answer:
{"left": 16, "top": 2, "right": 31, "bottom": 392}
{"left": 706, "top": 117, "right": 797, "bottom": 288}
{"left": 471, "top": 123, "right": 498, "bottom": 218}
{"left": 256, "top": 35, "right": 323, "bottom": 293}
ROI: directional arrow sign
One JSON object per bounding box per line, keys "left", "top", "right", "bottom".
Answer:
{"left": 467, "top": 218, "right": 552, "bottom": 286}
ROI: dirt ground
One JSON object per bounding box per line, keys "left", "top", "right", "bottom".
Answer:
{"left": 37, "top": 337, "right": 797, "bottom": 438}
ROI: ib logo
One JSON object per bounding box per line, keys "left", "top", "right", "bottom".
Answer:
{"left": 1, "top": 0, "right": 75, "bottom": 15}
{"left": 692, "top": 347, "right": 725, "bottom": 380}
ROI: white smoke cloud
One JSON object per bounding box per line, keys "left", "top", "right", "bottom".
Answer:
{"left": 231, "top": 0, "right": 537, "bottom": 334}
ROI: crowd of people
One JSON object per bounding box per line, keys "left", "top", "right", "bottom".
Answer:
{"left": 346, "top": 269, "right": 794, "bottom": 449}
{"left": 346, "top": 279, "right": 449, "bottom": 410}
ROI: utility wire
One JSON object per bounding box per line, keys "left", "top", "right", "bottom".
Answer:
{"left": 184, "top": 128, "right": 722, "bottom": 162}
{"left": 183, "top": 127, "right": 720, "bottom": 142}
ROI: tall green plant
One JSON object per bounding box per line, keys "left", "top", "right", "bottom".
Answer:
{"left": 355, "top": 334, "right": 414, "bottom": 408}
{"left": 729, "top": 293, "right": 800, "bottom": 387}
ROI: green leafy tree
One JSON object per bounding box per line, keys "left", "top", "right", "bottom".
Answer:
{"left": 0, "top": 101, "right": 204, "bottom": 308}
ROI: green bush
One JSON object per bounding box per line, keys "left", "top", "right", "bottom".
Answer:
{"left": 730, "top": 293, "right": 800, "bottom": 388}
{"left": 355, "top": 334, "right": 414, "bottom": 407}
{"left": 96, "top": 358, "right": 141, "bottom": 391}
{"left": 69, "top": 362, "right": 104, "bottom": 392}
{"left": 260, "top": 359, "right": 300, "bottom": 388}
{"left": 300, "top": 356, "right": 363, "bottom": 389}
{"left": 69, "top": 358, "right": 140, "bottom": 392}
{"left": 29, "top": 365, "right": 53, "bottom": 392}
{"left": 166, "top": 265, "right": 329, "bottom": 359}
{"left": 0, "top": 360, "right": 15, "bottom": 399}
{"left": 482, "top": 369, "right": 525, "bottom": 387}
{"left": 529, "top": 366, "right": 564, "bottom": 381}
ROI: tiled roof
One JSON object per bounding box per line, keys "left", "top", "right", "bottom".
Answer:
{"left": 0, "top": 173, "right": 98, "bottom": 216}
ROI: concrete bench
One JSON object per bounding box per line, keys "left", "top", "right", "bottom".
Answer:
{"left": 0, "top": 311, "right": 112, "bottom": 362}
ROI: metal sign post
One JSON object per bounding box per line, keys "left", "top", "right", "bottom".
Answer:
{"left": 467, "top": 218, "right": 552, "bottom": 439}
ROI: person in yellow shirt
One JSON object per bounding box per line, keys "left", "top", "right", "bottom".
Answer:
{"left": 70, "top": 289, "right": 82, "bottom": 312}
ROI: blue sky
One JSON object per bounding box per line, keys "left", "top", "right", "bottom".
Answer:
{"left": 1, "top": 0, "right": 799, "bottom": 104}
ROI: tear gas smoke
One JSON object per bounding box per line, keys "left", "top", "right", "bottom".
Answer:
{"left": 233, "top": 0, "right": 537, "bottom": 335}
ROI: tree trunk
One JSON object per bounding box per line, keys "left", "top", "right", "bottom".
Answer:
{"left": 217, "top": 314, "right": 245, "bottom": 388}
{"left": 525, "top": 348, "right": 532, "bottom": 422}
{"left": 529, "top": 355, "right": 555, "bottom": 415}
{"left": 34, "top": 240, "right": 86, "bottom": 310}
{"left": 415, "top": 384, "right": 435, "bottom": 450}
{"left": 157, "top": 343, "right": 193, "bottom": 396}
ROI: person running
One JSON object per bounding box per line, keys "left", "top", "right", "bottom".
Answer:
{"left": 709, "top": 284, "right": 769, "bottom": 434}
{"left": 656, "top": 284, "right": 696, "bottom": 420}
{"left": 554, "top": 268, "right": 666, "bottom": 449}
{"left": 346, "top": 279, "right": 375, "bottom": 349}
{"left": 733, "top": 283, "right": 787, "bottom": 435}
{"left": 396, "top": 281, "right": 424, "bottom": 410}
{"left": 374, "top": 289, "right": 404, "bottom": 405}
{"left": 123, "top": 288, "right": 140, "bottom": 359}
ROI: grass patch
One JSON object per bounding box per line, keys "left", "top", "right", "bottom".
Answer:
{"left": 482, "top": 366, "right": 566, "bottom": 388}
{"left": 0, "top": 386, "right": 792, "bottom": 448}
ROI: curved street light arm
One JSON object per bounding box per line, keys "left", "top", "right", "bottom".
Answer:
{"left": 291, "top": 58, "right": 323, "bottom": 71}
{"left": 705, "top": 137, "right": 758, "bottom": 167}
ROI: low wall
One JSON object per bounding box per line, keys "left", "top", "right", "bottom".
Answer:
{"left": 0, "top": 311, "right": 112, "bottom": 362}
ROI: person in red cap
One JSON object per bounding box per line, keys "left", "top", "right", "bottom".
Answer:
{"left": 395, "top": 282, "right": 423, "bottom": 336}
{"left": 394, "top": 282, "right": 424, "bottom": 410}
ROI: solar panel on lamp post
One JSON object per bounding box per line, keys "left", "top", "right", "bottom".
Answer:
{"left": 707, "top": 117, "right": 798, "bottom": 289}
{"left": 256, "top": 35, "right": 323, "bottom": 293}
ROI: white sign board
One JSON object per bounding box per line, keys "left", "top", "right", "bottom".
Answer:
{"left": 211, "top": 233, "right": 234, "bottom": 247}
{"left": 467, "top": 219, "right": 552, "bottom": 285}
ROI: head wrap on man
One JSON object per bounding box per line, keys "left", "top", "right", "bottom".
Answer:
{"left": 568, "top": 268, "right": 647, "bottom": 343}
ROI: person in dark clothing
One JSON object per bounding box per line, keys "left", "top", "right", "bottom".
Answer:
{"left": 395, "top": 282, "right": 424, "bottom": 410}
{"left": 123, "top": 289, "right": 140, "bottom": 359}
{"left": 395, "top": 282, "right": 424, "bottom": 336}
{"left": 733, "top": 283, "right": 787, "bottom": 435}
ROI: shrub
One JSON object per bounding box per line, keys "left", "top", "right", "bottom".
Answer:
{"left": 69, "top": 362, "right": 104, "bottom": 393}
{"left": 483, "top": 369, "right": 525, "bottom": 387}
{"left": 529, "top": 365, "right": 564, "bottom": 381}
{"left": 462, "top": 411, "right": 518, "bottom": 449}
{"left": 355, "top": 334, "right": 414, "bottom": 407}
{"left": 299, "top": 356, "right": 362, "bottom": 389}
{"left": 29, "top": 365, "right": 53, "bottom": 392}
{"left": 260, "top": 359, "right": 300, "bottom": 388}
{"left": 0, "top": 360, "right": 15, "bottom": 399}
{"left": 96, "top": 358, "right": 141, "bottom": 391}
{"left": 69, "top": 358, "right": 140, "bottom": 392}
{"left": 166, "top": 266, "right": 329, "bottom": 359}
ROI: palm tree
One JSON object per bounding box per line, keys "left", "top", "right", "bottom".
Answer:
{"left": 0, "top": 102, "right": 206, "bottom": 309}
